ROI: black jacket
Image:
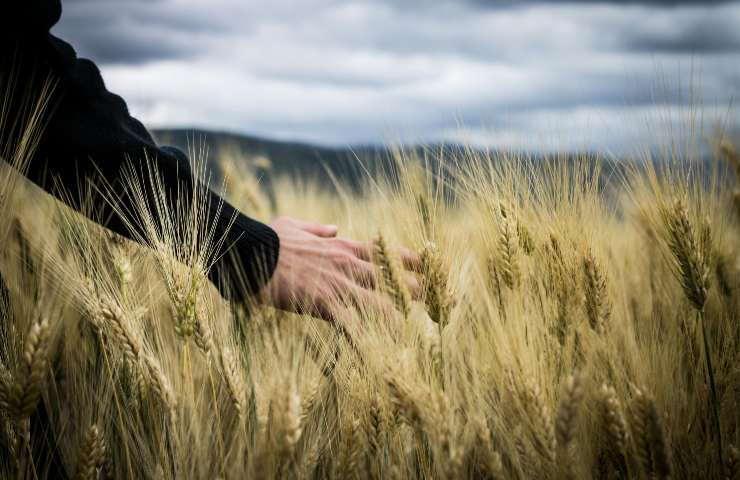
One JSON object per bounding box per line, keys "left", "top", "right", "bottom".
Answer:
{"left": 1, "top": 0, "right": 280, "bottom": 299}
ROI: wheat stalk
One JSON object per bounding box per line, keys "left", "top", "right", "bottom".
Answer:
{"left": 721, "top": 141, "right": 740, "bottom": 219}
{"left": 661, "top": 198, "right": 722, "bottom": 467}
{"left": 517, "top": 221, "right": 535, "bottom": 256}
{"left": 385, "top": 375, "right": 424, "bottom": 434}
{"left": 301, "top": 442, "right": 321, "bottom": 480}
{"left": 721, "top": 141, "right": 739, "bottom": 176}
{"left": 98, "top": 297, "right": 143, "bottom": 365}
{"left": 714, "top": 251, "right": 734, "bottom": 298}
{"left": 335, "top": 414, "right": 363, "bottom": 479}
{"left": 219, "top": 347, "right": 247, "bottom": 424}
{"left": 727, "top": 444, "right": 740, "bottom": 480}
{"left": 598, "top": 384, "right": 631, "bottom": 475}
{"left": 108, "top": 235, "right": 133, "bottom": 291}
{"left": 300, "top": 379, "right": 321, "bottom": 424}
{"left": 583, "top": 250, "right": 610, "bottom": 334}
{"left": 419, "top": 242, "right": 452, "bottom": 329}
{"left": 475, "top": 418, "right": 504, "bottom": 480}
{"left": 5, "top": 318, "right": 50, "bottom": 425}
{"left": 194, "top": 314, "right": 215, "bottom": 356}
{"left": 630, "top": 387, "right": 671, "bottom": 479}
{"left": 143, "top": 354, "right": 178, "bottom": 420}
{"left": 74, "top": 424, "right": 107, "bottom": 480}
{"left": 365, "top": 398, "right": 384, "bottom": 463}
{"left": 171, "top": 273, "right": 201, "bottom": 341}
{"left": 661, "top": 196, "right": 710, "bottom": 311}
{"left": 496, "top": 204, "right": 521, "bottom": 289}
{"left": 513, "top": 424, "right": 539, "bottom": 478}
{"left": 0, "top": 362, "right": 20, "bottom": 460}
{"left": 555, "top": 373, "right": 583, "bottom": 451}
{"left": 280, "top": 380, "right": 303, "bottom": 454}
{"left": 555, "top": 374, "right": 583, "bottom": 478}
{"left": 373, "top": 232, "right": 411, "bottom": 318}
{"left": 520, "top": 378, "right": 557, "bottom": 466}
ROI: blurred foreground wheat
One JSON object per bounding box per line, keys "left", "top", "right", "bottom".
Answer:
{"left": 1, "top": 96, "right": 740, "bottom": 479}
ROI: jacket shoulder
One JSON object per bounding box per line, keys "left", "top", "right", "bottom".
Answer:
{"left": 2, "top": 0, "right": 62, "bottom": 36}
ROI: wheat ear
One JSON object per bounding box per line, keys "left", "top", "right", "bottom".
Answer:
{"left": 386, "top": 375, "right": 424, "bottom": 433}
{"left": 365, "top": 397, "right": 383, "bottom": 462}
{"left": 497, "top": 204, "right": 521, "bottom": 289}
{"left": 662, "top": 199, "right": 723, "bottom": 467}
{"left": 521, "top": 378, "right": 557, "bottom": 465}
{"left": 630, "top": 387, "right": 671, "bottom": 479}
{"left": 5, "top": 318, "right": 50, "bottom": 425}
{"left": 556, "top": 373, "right": 584, "bottom": 451}
{"left": 727, "top": 445, "right": 740, "bottom": 480}
{"left": 556, "top": 374, "right": 584, "bottom": 480}
{"left": 661, "top": 197, "right": 710, "bottom": 311}
{"left": 720, "top": 141, "right": 740, "bottom": 219}
{"left": 74, "top": 424, "right": 106, "bottom": 480}
{"left": 419, "top": 242, "right": 453, "bottom": 328}
{"left": 143, "top": 354, "right": 177, "bottom": 420}
{"left": 373, "top": 231, "right": 411, "bottom": 317}
{"left": 300, "top": 379, "right": 321, "bottom": 424}
{"left": 171, "top": 273, "right": 201, "bottom": 341}
{"left": 98, "top": 297, "right": 143, "bottom": 365}
{"left": 193, "top": 301, "right": 214, "bottom": 356}
{"left": 108, "top": 236, "right": 133, "bottom": 291}
{"left": 661, "top": 198, "right": 724, "bottom": 467}
{"left": 583, "top": 250, "right": 611, "bottom": 334}
{"left": 219, "top": 347, "right": 247, "bottom": 424}
{"left": 598, "top": 384, "right": 630, "bottom": 474}
{"left": 335, "top": 414, "right": 363, "bottom": 479}
{"left": 475, "top": 418, "right": 504, "bottom": 480}
{"left": 279, "top": 380, "right": 303, "bottom": 454}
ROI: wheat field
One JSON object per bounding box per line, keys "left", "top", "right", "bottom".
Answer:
{"left": 1, "top": 88, "right": 740, "bottom": 479}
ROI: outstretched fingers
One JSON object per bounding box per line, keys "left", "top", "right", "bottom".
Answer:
{"left": 344, "top": 282, "right": 397, "bottom": 318}
{"left": 398, "top": 246, "right": 422, "bottom": 272}
{"left": 404, "top": 272, "right": 422, "bottom": 300}
{"left": 294, "top": 219, "right": 339, "bottom": 238}
{"left": 343, "top": 259, "right": 378, "bottom": 289}
{"left": 339, "top": 255, "right": 421, "bottom": 300}
{"left": 335, "top": 238, "right": 422, "bottom": 272}
{"left": 307, "top": 280, "right": 397, "bottom": 323}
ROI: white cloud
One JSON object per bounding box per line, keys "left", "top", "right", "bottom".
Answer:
{"left": 56, "top": 0, "right": 740, "bottom": 151}
{"left": 441, "top": 104, "right": 733, "bottom": 153}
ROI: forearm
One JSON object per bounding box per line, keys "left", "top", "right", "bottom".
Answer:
{"left": 1, "top": 8, "right": 280, "bottom": 298}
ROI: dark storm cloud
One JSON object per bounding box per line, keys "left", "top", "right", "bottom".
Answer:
{"left": 56, "top": 22, "right": 191, "bottom": 64}
{"left": 55, "top": 0, "right": 740, "bottom": 65}
{"left": 54, "top": 1, "right": 228, "bottom": 64}
{"left": 467, "top": 0, "right": 735, "bottom": 6}
{"left": 53, "top": 0, "right": 740, "bottom": 150}
{"left": 626, "top": 20, "right": 740, "bottom": 53}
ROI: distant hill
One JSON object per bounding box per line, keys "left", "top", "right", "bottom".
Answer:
{"left": 152, "top": 128, "right": 388, "bottom": 188}
{"left": 152, "top": 128, "right": 727, "bottom": 200}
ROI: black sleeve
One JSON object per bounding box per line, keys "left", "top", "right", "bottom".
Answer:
{"left": 1, "top": 1, "right": 280, "bottom": 299}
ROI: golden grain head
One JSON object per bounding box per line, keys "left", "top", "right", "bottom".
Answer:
{"left": 1, "top": 117, "right": 737, "bottom": 479}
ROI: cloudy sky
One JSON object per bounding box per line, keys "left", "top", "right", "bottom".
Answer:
{"left": 54, "top": 0, "right": 740, "bottom": 152}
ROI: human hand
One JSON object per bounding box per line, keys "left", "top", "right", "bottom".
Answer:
{"left": 260, "top": 216, "right": 420, "bottom": 322}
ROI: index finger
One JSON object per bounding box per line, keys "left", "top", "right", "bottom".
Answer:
{"left": 397, "top": 246, "right": 422, "bottom": 272}
{"left": 338, "top": 238, "right": 421, "bottom": 272}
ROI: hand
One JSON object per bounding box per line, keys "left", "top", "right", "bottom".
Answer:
{"left": 260, "top": 216, "right": 420, "bottom": 322}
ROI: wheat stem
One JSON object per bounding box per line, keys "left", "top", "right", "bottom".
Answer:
{"left": 699, "top": 309, "right": 724, "bottom": 469}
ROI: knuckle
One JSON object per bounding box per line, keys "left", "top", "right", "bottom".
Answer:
{"left": 330, "top": 237, "right": 349, "bottom": 248}
{"left": 332, "top": 251, "right": 355, "bottom": 265}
